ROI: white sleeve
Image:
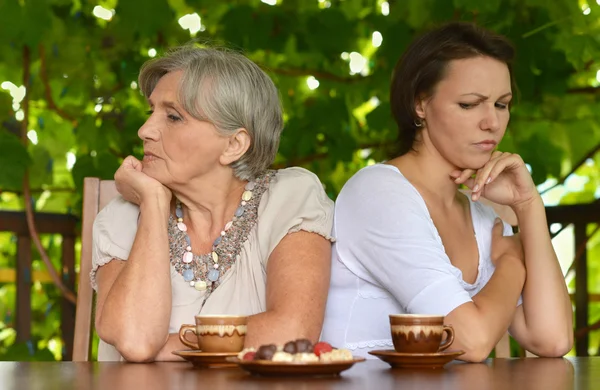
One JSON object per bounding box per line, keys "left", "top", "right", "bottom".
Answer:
{"left": 90, "top": 197, "right": 140, "bottom": 291}
{"left": 334, "top": 166, "right": 473, "bottom": 316}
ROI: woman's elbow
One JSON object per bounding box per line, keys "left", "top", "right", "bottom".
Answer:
{"left": 457, "top": 333, "right": 494, "bottom": 363}
{"left": 532, "top": 334, "right": 573, "bottom": 358}
{"left": 461, "top": 345, "right": 492, "bottom": 363}
{"left": 118, "top": 342, "right": 159, "bottom": 363}
{"left": 96, "top": 318, "right": 162, "bottom": 362}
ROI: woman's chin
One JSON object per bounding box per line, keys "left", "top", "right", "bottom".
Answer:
{"left": 460, "top": 158, "right": 489, "bottom": 171}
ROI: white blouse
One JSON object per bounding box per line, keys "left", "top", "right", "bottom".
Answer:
{"left": 321, "top": 164, "right": 515, "bottom": 357}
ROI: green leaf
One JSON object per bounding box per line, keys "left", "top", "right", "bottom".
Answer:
{"left": 0, "top": 131, "right": 31, "bottom": 191}
{"left": 517, "top": 133, "right": 564, "bottom": 184}
{"left": 22, "top": 0, "right": 53, "bottom": 47}
{"left": 28, "top": 146, "right": 54, "bottom": 189}
{"left": 114, "top": 0, "right": 174, "bottom": 37}
{"left": 365, "top": 102, "right": 395, "bottom": 134}
{"left": 453, "top": 0, "right": 502, "bottom": 13}
{"left": 0, "top": 1, "right": 24, "bottom": 44}
{"left": 304, "top": 9, "right": 357, "bottom": 57}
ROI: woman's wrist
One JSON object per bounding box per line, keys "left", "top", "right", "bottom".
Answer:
{"left": 140, "top": 192, "right": 172, "bottom": 220}
{"left": 511, "top": 193, "right": 544, "bottom": 217}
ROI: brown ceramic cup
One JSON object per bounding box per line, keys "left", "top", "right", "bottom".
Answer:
{"left": 389, "top": 314, "right": 454, "bottom": 354}
{"left": 179, "top": 315, "right": 247, "bottom": 352}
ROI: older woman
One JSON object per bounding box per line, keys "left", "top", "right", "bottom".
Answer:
{"left": 322, "top": 22, "right": 573, "bottom": 362}
{"left": 92, "top": 46, "right": 334, "bottom": 362}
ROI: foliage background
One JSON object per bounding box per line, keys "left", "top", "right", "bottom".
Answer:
{"left": 0, "top": 0, "right": 599, "bottom": 360}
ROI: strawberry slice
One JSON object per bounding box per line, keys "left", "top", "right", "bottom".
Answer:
{"left": 242, "top": 351, "right": 256, "bottom": 361}
{"left": 313, "top": 342, "right": 333, "bottom": 357}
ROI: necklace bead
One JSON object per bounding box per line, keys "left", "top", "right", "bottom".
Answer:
{"left": 234, "top": 206, "right": 245, "bottom": 217}
{"left": 208, "top": 269, "right": 220, "bottom": 282}
{"left": 183, "top": 269, "right": 194, "bottom": 281}
{"left": 242, "top": 190, "right": 253, "bottom": 201}
{"left": 182, "top": 251, "right": 193, "bottom": 264}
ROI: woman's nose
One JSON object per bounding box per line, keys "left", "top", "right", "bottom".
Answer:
{"left": 480, "top": 105, "right": 501, "bottom": 132}
{"left": 138, "top": 117, "right": 160, "bottom": 141}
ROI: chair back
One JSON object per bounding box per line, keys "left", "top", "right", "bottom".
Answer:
{"left": 72, "top": 178, "right": 119, "bottom": 361}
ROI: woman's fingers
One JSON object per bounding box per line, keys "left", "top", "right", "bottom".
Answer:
{"left": 463, "top": 177, "right": 476, "bottom": 191}
{"left": 122, "top": 155, "right": 142, "bottom": 171}
{"left": 471, "top": 152, "right": 506, "bottom": 199}
{"left": 486, "top": 153, "right": 522, "bottom": 184}
{"left": 451, "top": 169, "right": 476, "bottom": 184}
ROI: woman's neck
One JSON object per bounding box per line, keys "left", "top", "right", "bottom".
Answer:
{"left": 170, "top": 169, "right": 248, "bottom": 239}
{"left": 388, "top": 138, "right": 462, "bottom": 209}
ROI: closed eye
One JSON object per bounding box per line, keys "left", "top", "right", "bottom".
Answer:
{"left": 459, "top": 103, "right": 475, "bottom": 109}
{"left": 495, "top": 102, "right": 509, "bottom": 110}
{"left": 167, "top": 114, "right": 182, "bottom": 122}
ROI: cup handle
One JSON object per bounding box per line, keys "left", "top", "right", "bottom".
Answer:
{"left": 438, "top": 325, "right": 455, "bottom": 351}
{"left": 179, "top": 324, "right": 200, "bottom": 350}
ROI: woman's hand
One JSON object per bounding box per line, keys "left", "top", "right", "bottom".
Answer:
{"left": 490, "top": 218, "right": 524, "bottom": 267}
{"left": 450, "top": 151, "right": 539, "bottom": 209}
{"left": 114, "top": 156, "right": 172, "bottom": 206}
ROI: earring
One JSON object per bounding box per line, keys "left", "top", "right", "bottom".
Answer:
{"left": 414, "top": 118, "right": 424, "bottom": 128}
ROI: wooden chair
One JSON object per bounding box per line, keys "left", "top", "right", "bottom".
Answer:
{"left": 72, "top": 178, "right": 119, "bottom": 361}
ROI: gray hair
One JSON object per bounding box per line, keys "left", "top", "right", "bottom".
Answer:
{"left": 138, "top": 45, "right": 283, "bottom": 180}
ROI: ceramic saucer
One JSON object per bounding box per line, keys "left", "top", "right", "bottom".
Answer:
{"left": 172, "top": 350, "right": 239, "bottom": 368}
{"left": 225, "top": 357, "right": 366, "bottom": 377}
{"left": 368, "top": 349, "right": 465, "bottom": 369}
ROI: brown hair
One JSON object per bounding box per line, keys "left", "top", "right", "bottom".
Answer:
{"left": 390, "top": 22, "right": 515, "bottom": 155}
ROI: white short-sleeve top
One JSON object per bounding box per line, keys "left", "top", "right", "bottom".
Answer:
{"left": 92, "top": 167, "right": 334, "bottom": 361}
{"left": 321, "top": 164, "right": 514, "bottom": 357}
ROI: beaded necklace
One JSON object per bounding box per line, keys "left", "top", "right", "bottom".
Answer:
{"left": 169, "top": 171, "right": 275, "bottom": 294}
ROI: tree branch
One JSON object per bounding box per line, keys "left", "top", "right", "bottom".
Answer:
{"left": 540, "top": 142, "right": 600, "bottom": 195}
{"left": 22, "top": 46, "right": 77, "bottom": 305}
{"left": 567, "top": 86, "right": 600, "bottom": 94}
{"left": 1, "top": 187, "right": 76, "bottom": 195}
{"left": 264, "top": 65, "right": 369, "bottom": 84}
{"left": 575, "top": 312, "right": 600, "bottom": 339}
{"left": 272, "top": 141, "right": 392, "bottom": 169}
{"left": 39, "top": 44, "right": 77, "bottom": 125}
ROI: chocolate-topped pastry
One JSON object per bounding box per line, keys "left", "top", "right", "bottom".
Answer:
{"left": 283, "top": 341, "right": 297, "bottom": 354}
{"left": 294, "top": 338, "right": 313, "bottom": 353}
{"left": 255, "top": 344, "right": 277, "bottom": 360}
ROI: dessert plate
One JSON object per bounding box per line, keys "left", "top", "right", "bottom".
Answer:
{"left": 225, "top": 357, "right": 366, "bottom": 377}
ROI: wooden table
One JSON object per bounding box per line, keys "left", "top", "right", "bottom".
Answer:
{"left": 0, "top": 358, "right": 596, "bottom": 390}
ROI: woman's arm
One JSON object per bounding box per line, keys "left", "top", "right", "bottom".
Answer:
{"left": 508, "top": 196, "right": 573, "bottom": 357}
{"left": 444, "top": 221, "right": 526, "bottom": 362}
{"left": 95, "top": 157, "right": 174, "bottom": 362}
{"left": 243, "top": 231, "right": 332, "bottom": 347}
{"left": 95, "top": 195, "right": 173, "bottom": 362}
{"left": 456, "top": 151, "right": 573, "bottom": 357}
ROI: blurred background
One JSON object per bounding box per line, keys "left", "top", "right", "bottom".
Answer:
{"left": 0, "top": 0, "right": 599, "bottom": 361}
